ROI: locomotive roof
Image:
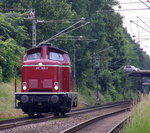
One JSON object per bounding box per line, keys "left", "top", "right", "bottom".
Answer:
{"left": 26, "top": 44, "right": 68, "bottom": 54}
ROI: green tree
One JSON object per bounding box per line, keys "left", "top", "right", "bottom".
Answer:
{"left": 0, "top": 39, "right": 25, "bottom": 81}
{"left": 0, "top": 0, "right": 149, "bottom": 101}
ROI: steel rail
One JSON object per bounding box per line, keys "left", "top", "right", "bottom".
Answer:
{"left": 70, "top": 101, "right": 130, "bottom": 115}
{"left": 107, "top": 116, "right": 130, "bottom": 133}
{"left": 0, "top": 117, "right": 28, "bottom": 125}
{"left": 0, "top": 101, "right": 131, "bottom": 131}
{"left": 72, "top": 101, "right": 130, "bottom": 112}
{"left": 60, "top": 107, "right": 130, "bottom": 133}
{"left": 0, "top": 101, "right": 130, "bottom": 125}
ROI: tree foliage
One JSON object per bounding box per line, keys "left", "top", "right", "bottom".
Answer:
{"left": 0, "top": 15, "right": 26, "bottom": 81}
{"left": 0, "top": 0, "right": 149, "bottom": 100}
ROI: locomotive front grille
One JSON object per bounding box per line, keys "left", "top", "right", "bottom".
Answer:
{"left": 43, "top": 79, "right": 52, "bottom": 88}
{"left": 29, "top": 80, "right": 38, "bottom": 88}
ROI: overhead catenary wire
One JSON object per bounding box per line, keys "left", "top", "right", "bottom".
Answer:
{"left": 54, "top": 38, "right": 97, "bottom": 41}
{"left": 93, "top": 46, "right": 113, "bottom": 56}
{"left": 139, "top": 0, "right": 150, "bottom": 8}
{"left": 38, "top": 20, "right": 90, "bottom": 45}
{"left": 130, "top": 20, "right": 150, "bottom": 33}
{"left": 130, "top": 0, "right": 141, "bottom": 41}
{"left": 114, "top": 0, "right": 150, "bottom": 56}
{"left": 36, "top": 19, "right": 83, "bottom": 24}
{"left": 119, "top": 1, "right": 149, "bottom": 4}
{"left": 97, "top": 8, "right": 150, "bottom": 13}
{"left": 52, "top": 35, "right": 97, "bottom": 42}
{"left": 0, "top": 8, "right": 30, "bottom": 11}
{"left": 39, "top": 21, "right": 90, "bottom": 45}
{"left": 52, "top": 22, "right": 90, "bottom": 40}
{"left": 53, "top": 35, "right": 97, "bottom": 41}
{"left": 0, "top": 11, "right": 83, "bottom": 24}
{"left": 38, "top": 17, "right": 86, "bottom": 45}
{"left": 137, "top": 16, "right": 150, "bottom": 19}
{"left": 0, "top": 9, "right": 90, "bottom": 47}
{"left": 137, "top": 16, "right": 150, "bottom": 29}
{"left": 76, "top": 46, "right": 112, "bottom": 62}
{"left": 118, "top": 0, "right": 135, "bottom": 37}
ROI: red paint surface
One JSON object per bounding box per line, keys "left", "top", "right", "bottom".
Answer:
{"left": 21, "top": 45, "right": 72, "bottom": 93}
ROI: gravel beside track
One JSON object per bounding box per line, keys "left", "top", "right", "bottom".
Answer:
{"left": 1, "top": 103, "right": 130, "bottom": 133}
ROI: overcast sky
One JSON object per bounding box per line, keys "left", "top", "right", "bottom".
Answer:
{"left": 114, "top": 0, "right": 150, "bottom": 56}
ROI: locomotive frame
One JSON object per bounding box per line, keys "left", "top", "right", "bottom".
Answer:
{"left": 15, "top": 44, "right": 78, "bottom": 117}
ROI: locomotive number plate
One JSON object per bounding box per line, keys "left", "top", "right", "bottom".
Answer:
{"left": 36, "top": 67, "right": 48, "bottom": 70}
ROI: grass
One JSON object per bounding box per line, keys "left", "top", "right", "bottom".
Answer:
{"left": 0, "top": 81, "right": 97, "bottom": 120}
{"left": 78, "top": 87, "right": 105, "bottom": 106}
{"left": 123, "top": 94, "right": 150, "bottom": 133}
{"left": 0, "top": 81, "right": 25, "bottom": 120}
{"left": 0, "top": 81, "right": 131, "bottom": 120}
{"left": 0, "top": 81, "right": 94, "bottom": 120}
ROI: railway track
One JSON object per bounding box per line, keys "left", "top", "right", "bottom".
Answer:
{"left": 0, "top": 101, "right": 131, "bottom": 131}
{"left": 61, "top": 108, "right": 130, "bottom": 133}
{"left": 107, "top": 116, "right": 130, "bottom": 133}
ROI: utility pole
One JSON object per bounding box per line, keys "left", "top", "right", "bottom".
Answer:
{"left": 28, "top": 9, "right": 36, "bottom": 48}
{"left": 137, "top": 19, "right": 140, "bottom": 45}
{"left": 93, "top": 53, "right": 100, "bottom": 104}
{"left": 73, "top": 46, "right": 76, "bottom": 90}
{"left": 0, "top": 8, "right": 37, "bottom": 48}
{"left": 93, "top": 46, "right": 113, "bottom": 104}
{"left": 73, "top": 42, "right": 81, "bottom": 91}
{"left": 32, "top": 19, "right": 36, "bottom": 47}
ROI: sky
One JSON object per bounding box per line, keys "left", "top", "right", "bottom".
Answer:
{"left": 114, "top": 0, "right": 150, "bottom": 56}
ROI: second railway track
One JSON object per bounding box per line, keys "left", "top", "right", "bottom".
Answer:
{"left": 61, "top": 108, "right": 130, "bottom": 133}
{"left": 0, "top": 101, "right": 131, "bottom": 132}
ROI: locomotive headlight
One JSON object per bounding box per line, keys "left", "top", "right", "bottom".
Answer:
{"left": 54, "top": 85, "right": 59, "bottom": 90}
{"left": 22, "top": 82, "right": 27, "bottom": 90}
{"left": 54, "top": 82, "right": 59, "bottom": 90}
{"left": 38, "top": 62, "right": 43, "bottom": 66}
{"left": 23, "top": 85, "right": 27, "bottom": 90}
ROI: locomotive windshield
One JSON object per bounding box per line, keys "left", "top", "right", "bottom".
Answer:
{"left": 49, "top": 52, "right": 64, "bottom": 61}
{"left": 27, "top": 52, "right": 41, "bottom": 60}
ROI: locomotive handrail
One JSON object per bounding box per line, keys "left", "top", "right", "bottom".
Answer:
{"left": 14, "top": 79, "right": 17, "bottom": 92}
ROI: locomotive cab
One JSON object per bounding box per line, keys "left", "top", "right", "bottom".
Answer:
{"left": 15, "top": 44, "right": 77, "bottom": 117}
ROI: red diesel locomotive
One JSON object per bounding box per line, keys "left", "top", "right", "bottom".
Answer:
{"left": 15, "top": 44, "right": 77, "bottom": 117}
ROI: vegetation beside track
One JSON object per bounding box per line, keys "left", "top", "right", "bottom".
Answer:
{"left": 0, "top": 82, "right": 98, "bottom": 119}
{"left": 123, "top": 94, "right": 150, "bottom": 133}
{"left": 0, "top": 81, "right": 138, "bottom": 119}
{"left": 0, "top": 82, "right": 26, "bottom": 120}
{"left": 0, "top": 0, "right": 150, "bottom": 103}
{"left": 0, "top": 0, "right": 149, "bottom": 120}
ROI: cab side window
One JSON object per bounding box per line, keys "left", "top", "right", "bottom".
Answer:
{"left": 27, "top": 52, "right": 41, "bottom": 60}
{"left": 49, "top": 52, "right": 64, "bottom": 61}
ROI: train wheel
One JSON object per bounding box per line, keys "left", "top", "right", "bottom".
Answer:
{"left": 37, "top": 113, "right": 42, "bottom": 118}
{"left": 67, "top": 98, "right": 72, "bottom": 112}
{"left": 28, "top": 113, "right": 35, "bottom": 118}
{"left": 73, "top": 98, "right": 78, "bottom": 107}
{"left": 60, "top": 112, "right": 66, "bottom": 117}
{"left": 53, "top": 112, "right": 59, "bottom": 117}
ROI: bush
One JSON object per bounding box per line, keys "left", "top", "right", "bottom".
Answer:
{"left": 123, "top": 94, "right": 150, "bottom": 133}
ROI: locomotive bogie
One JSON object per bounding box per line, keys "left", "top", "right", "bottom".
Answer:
{"left": 15, "top": 92, "right": 77, "bottom": 116}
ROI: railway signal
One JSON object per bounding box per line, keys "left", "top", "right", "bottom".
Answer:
{"left": 93, "top": 54, "right": 100, "bottom": 104}
{"left": 93, "top": 46, "right": 113, "bottom": 104}
{"left": 93, "top": 54, "right": 100, "bottom": 69}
